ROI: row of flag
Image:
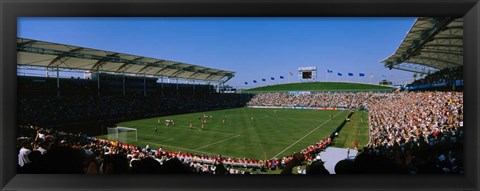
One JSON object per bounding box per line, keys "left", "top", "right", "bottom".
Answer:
{"left": 327, "top": 69, "right": 367, "bottom": 77}
{"left": 245, "top": 76, "right": 285, "bottom": 84}
{"left": 335, "top": 72, "right": 365, "bottom": 76}
{"left": 244, "top": 69, "right": 385, "bottom": 85}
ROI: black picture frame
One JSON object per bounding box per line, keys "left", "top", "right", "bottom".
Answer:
{"left": 1, "top": 0, "right": 479, "bottom": 190}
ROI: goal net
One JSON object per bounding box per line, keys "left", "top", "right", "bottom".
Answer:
{"left": 107, "top": 126, "right": 137, "bottom": 143}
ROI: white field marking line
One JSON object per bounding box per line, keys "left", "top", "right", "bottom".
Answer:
{"left": 135, "top": 133, "right": 175, "bottom": 143}
{"left": 146, "top": 142, "right": 235, "bottom": 158}
{"left": 271, "top": 110, "right": 345, "bottom": 159}
{"left": 136, "top": 133, "right": 173, "bottom": 140}
{"left": 138, "top": 136, "right": 174, "bottom": 143}
{"left": 194, "top": 135, "right": 241, "bottom": 150}
{"left": 162, "top": 138, "right": 174, "bottom": 142}
{"left": 125, "top": 123, "right": 240, "bottom": 136}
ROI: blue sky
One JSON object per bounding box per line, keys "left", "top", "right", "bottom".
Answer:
{"left": 18, "top": 17, "right": 416, "bottom": 88}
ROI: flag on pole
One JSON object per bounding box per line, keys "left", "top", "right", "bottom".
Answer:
{"left": 348, "top": 73, "right": 354, "bottom": 76}
{"left": 253, "top": 80, "right": 257, "bottom": 83}
{"left": 327, "top": 69, "right": 333, "bottom": 73}
{"left": 280, "top": 76, "right": 284, "bottom": 79}
{"left": 337, "top": 73, "right": 343, "bottom": 76}
{"left": 289, "top": 72, "right": 293, "bottom": 76}
{"left": 262, "top": 78, "right": 266, "bottom": 82}
{"left": 359, "top": 73, "right": 365, "bottom": 77}
{"left": 244, "top": 82, "right": 248, "bottom": 85}
{"left": 271, "top": 77, "right": 275, "bottom": 80}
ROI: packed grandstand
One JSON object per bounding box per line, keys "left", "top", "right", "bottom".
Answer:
{"left": 17, "top": 66, "right": 463, "bottom": 174}
{"left": 17, "top": 17, "right": 463, "bottom": 175}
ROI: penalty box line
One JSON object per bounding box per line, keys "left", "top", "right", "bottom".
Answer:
{"left": 193, "top": 135, "right": 241, "bottom": 150}
{"left": 127, "top": 123, "right": 240, "bottom": 137}
{"left": 137, "top": 133, "right": 174, "bottom": 143}
{"left": 123, "top": 123, "right": 242, "bottom": 156}
{"left": 271, "top": 110, "right": 345, "bottom": 159}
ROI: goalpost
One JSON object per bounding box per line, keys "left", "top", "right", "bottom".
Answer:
{"left": 107, "top": 126, "right": 138, "bottom": 143}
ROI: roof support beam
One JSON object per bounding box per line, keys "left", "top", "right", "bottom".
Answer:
{"left": 419, "top": 49, "right": 463, "bottom": 56}
{"left": 170, "top": 70, "right": 185, "bottom": 78}
{"left": 392, "top": 66, "right": 430, "bottom": 74}
{"left": 17, "top": 40, "right": 36, "bottom": 49}
{"left": 115, "top": 63, "right": 133, "bottom": 73}
{"left": 92, "top": 60, "right": 109, "bottom": 71}
{"left": 442, "top": 25, "right": 463, "bottom": 30}
{"left": 392, "top": 64, "right": 437, "bottom": 74}
{"left": 423, "top": 44, "right": 463, "bottom": 48}
{"left": 402, "top": 61, "right": 446, "bottom": 70}
{"left": 47, "top": 47, "right": 84, "bottom": 68}
{"left": 412, "top": 56, "right": 462, "bottom": 66}
{"left": 153, "top": 67, "right": 170, "bottom": 76}
{"left": 432, "top": 36, "right": 463, "bottom": 40}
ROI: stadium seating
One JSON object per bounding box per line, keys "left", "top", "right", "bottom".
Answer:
{"left": 247, "top": 92, "right": 371, "bottom": 109}
{"left": 357, "top": 91, "right": 463, "bottom": 174}
{"left": 406, "top": 66, "right": 463, "bottom": 91}
{"left": 17, "top": 74, "right": 463, "bottom": 174}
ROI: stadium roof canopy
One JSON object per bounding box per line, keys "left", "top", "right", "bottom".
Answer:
{"left": 17, "top": 37, "right": 235, "bottom": 83}
{"left": 381, "top": 17, "right": 462, "bottom": 74}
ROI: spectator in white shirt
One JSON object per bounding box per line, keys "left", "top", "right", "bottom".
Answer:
{"left": 18, "top": 141, "right": 32, "bottom": 167}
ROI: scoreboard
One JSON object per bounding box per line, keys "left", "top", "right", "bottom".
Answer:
{"left": 298, "top": 66, "right": 317, "bottom": 81}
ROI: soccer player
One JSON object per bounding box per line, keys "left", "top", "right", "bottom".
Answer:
{"left": 222, "top": 117, "right": 226, "bottom": 124}
{"left": 155, "top": 127, "right": 158, "bottom": 134}
{"left": 189, "top": 123, "right": 193, "bottom": 129}
{"left": 250, "top": 116, "right": 254, "bottom": 121}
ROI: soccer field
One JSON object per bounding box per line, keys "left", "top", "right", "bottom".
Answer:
{"left": 104, "top": 108, "right": 353, "bottom": 160}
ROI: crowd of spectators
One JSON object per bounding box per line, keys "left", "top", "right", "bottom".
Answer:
{"left": 357, "top": 91, "right": 464, "bottom": 174}
{"left": 17, "top": 125, "right": 255, "bottom": 174}
{"left": 408, "top": 66, "right": 462, "bottom": 86}
{"left": 247, "top": 92, "right": 372, "bottom": 109}
{"left": 245, "top": 90, "right": 464, "bottom": 174}
{"left": 17, "top": 75, "right": 464, "bottom": 174}
{"left": 17, "top": 124, "right": 333, "bottom": 174}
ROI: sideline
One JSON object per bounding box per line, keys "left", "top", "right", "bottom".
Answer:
{"left": 194, "top": 135, "right": 241, "bottom": 150}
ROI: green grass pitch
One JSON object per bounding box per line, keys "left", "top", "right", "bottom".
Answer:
{"left": 103, "top": 108, "right": 368, "bottom": 160}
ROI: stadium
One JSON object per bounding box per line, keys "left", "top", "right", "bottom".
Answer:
{"left": 17, "top": 17, "right": 463, "bottom": 175}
